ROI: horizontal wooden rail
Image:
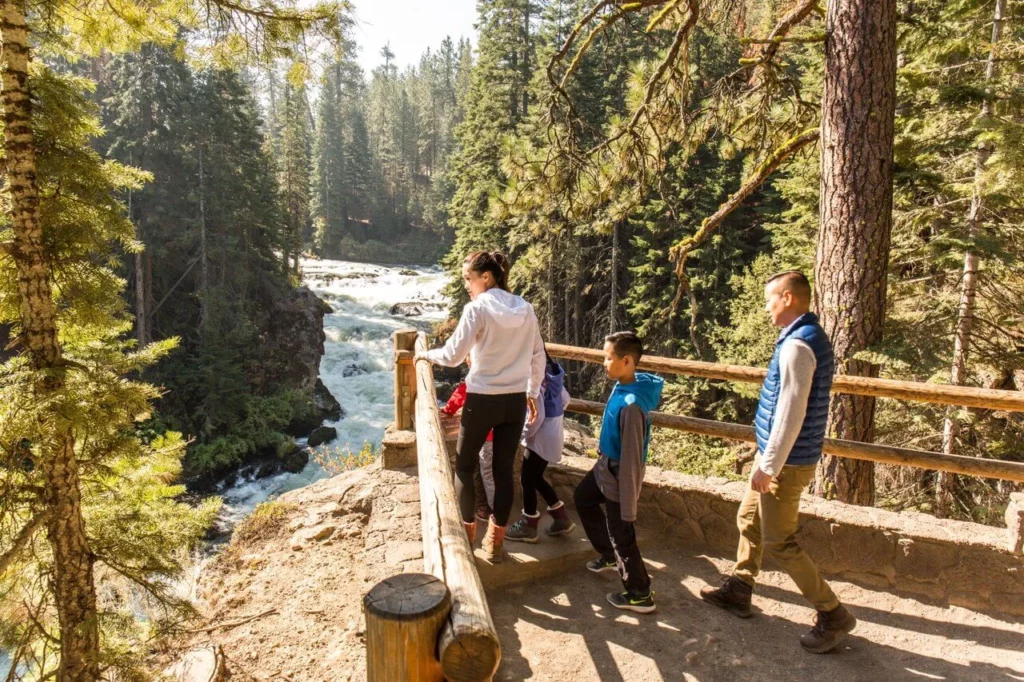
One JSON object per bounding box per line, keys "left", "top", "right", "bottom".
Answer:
{"left": 547, "top": 343, "right": 1024, "bottom": 412}
{"left": 414, "top": 333, "right": 501, "bottom": 681}
{"left": 567, "top": 399, "right": 1024, "bottom": 483}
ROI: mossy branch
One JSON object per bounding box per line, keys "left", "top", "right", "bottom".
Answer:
{"left": 670, "top": 128, "right": 820, "bottom": 312}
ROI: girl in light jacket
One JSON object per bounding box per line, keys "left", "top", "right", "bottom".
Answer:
{"left": 415, "top": 251, "right": 544, "bottom": 562}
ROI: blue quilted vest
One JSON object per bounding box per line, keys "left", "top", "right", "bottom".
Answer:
{"left": 753, "top": 313, "right": 834, "bottom": 466}
{"left": 598, "top": 373, "right": 664, "bottom": 463}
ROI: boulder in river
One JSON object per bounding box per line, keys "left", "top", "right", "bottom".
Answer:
{"left": 390, "top": 302, "right": 424, "bottom": 317}
{"left": 308, "top": 426, "right": 338, "bottom": 448}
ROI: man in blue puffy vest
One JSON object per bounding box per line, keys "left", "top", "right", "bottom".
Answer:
{"left": 575, "top": 331, "right": 663, "bottom": 614}
{"left": 701, "top": 271, "right": 857, "bottom": 654}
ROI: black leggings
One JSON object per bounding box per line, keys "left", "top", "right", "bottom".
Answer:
{"left": 521, "top": 451, "right": 559, "bottom": 516}
{"left": 456, "top": 392, "right": 526, "bottom": 526}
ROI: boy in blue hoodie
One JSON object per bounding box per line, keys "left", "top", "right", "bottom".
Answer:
{"left": 575, "top": 331, "right": 663, "bottom": 614}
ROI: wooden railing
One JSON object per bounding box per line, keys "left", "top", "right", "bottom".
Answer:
{"left": 366, "top": 329, "right": 500, "bottom": 682}
{"left": 547, "top": 343, "right": 1024, "bottom": 412}
{"left": 548, "top": 344, "right": 1024, "bottom": 483}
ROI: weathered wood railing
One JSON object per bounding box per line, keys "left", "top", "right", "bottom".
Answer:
{"left": 548, "top": 344, "right": 1024, "bottom": 483}
{"left": 547, "top": 343, "right": 1024, "bottom": 412}
{"left": 366, "top": 330, "right": 500, "bottom": 682}
{"left": 413, "top": 332, "right": 501, "bottom": 680}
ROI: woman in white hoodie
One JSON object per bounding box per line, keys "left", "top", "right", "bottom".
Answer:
{"left": 415, "top": 251, "right": 545, "bottom": 562}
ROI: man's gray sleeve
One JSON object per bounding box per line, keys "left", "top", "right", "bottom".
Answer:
{"left": 760, "top": 340, "right": 817, "bottom": 477}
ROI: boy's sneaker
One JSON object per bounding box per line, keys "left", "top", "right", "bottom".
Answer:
{"left": 586, "top": 557, "right": 617, "bottom": 574}
{"left": 506, "top": 513, "right": 540, "bottom": 543}
{"left": 544, "top": 502, "right": 576, "bottom": 536}
{"left": 606, "top": 591, "right": 656, "bottom": 614}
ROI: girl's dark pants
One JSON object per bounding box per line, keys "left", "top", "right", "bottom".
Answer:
{"left": 521, "top": 450, "right": 560, "bottom": 516}
{"left": 456, "top": 392, "right": 527, "bottom": 526}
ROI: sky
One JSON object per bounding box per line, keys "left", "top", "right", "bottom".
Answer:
{"left": 349, "top": 0, "right": 479, "bottom": 75}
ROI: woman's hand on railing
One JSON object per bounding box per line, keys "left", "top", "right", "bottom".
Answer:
{"left": 414, "top": 351, "right": 431, "bottom": 364}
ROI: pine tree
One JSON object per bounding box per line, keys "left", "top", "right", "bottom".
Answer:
{"left": 443, "top": 0, "right": 536, "bottom": 306}
{"left": 275, "top": 69, "right": 313, "bottom": 275}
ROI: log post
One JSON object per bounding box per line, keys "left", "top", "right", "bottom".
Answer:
{"left": 394, "top": 328, "right": 418, "bottom": 430}
{"left": 414, "top": 333, "right": 502, "bottom": 681}
{"left": 364, "top": 573, "right": 451, "bottom": 682}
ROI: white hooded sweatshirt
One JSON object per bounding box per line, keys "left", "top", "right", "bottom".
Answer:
{"left": 425, "top": 288, "right": 545, "bottom": 399}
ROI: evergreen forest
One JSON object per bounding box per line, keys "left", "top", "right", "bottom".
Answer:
{"left": 0, "top": 0, "right": 1021, "bottom": 677}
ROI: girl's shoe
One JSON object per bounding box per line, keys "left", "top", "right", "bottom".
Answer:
{"left": 506, "top": 512, "right": 540, "bottom": 543}
{"left": 545, "top": 501, "right": 576, "bottom": 536}
{"left": 481, "top": 516, "right": 506, "bottom": 563}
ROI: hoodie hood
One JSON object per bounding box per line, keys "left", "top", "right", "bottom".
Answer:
{"left": 474, "top": 288, "right": 531, "bottom": 329}
{"left": 612, "top": 372, "right": 664, "bottom": 414}
{"left": 543, "top": 360, "right": 565, "bottom": 418}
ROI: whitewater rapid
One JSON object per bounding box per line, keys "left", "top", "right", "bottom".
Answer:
{"left": 216, "top": 259, "right": 449, "bottom": 528}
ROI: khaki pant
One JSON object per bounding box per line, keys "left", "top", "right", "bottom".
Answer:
{"left": 733, "top": 458, "right": 840, "bottom": 612}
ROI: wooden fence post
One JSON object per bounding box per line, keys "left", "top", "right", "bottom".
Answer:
{"left": 364, "top": 573, "right": 451, "bottom": 682}
{"left": 394, "top": 328, "right": 419, "bottom": 431}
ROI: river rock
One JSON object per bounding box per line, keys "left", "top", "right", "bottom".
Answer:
{"left": 253, "top": 286, "right": 327, "bottom": 394}
{"left": 390, "top": 302, "right": 424, "bottom": 317}
{"left": 341, "top": 363, "right": 368, "bottom": 377}
{"left": 399, "top": 269, "right": 418, "bottom": 276}
{"left": 282, "top": 447, "right": 309, "bottom": 474}
{"left": 314, "top": 378, "right": 343, "bottom": 422}
{"left": 308, "top": 426, "right": 338, "bottom": 448}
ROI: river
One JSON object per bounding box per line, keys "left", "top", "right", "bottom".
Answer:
{"left": 0, "top": 260, "right": 450, "bottom": 675}
{"left": 215, "top": 258, "right": 450, "bottom": 529}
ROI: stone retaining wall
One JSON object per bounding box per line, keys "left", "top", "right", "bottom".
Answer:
{"left": 547, "top": 456, "right": 1024, "bottom": 618}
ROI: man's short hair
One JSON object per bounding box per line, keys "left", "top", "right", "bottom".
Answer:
{"left": 605, "top": 331, "right": 643, "bottom": 365}
{"left": 766, "top": 270, "right": 812, "bottom": 301}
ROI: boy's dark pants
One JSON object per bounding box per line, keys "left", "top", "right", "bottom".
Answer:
{"left": 574, "top": 468, "right": 651, "bottom": 597}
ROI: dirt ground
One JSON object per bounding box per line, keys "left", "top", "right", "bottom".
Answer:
{"left": 489, "top": 543, "right": 1024, "bottom": 682}
{"left": 180, "top": 464, "right": 1024, "bottom": 682}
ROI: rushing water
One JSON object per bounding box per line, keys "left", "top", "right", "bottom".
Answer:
{"left": 0, "top": 259, "right": 448, "bottom": 675}
{"left": 214, "top": 259, "right": 449, "bottom": 529}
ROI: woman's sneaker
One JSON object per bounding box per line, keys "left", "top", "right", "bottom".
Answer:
{"left": 607, "top": 591, "right": 656, "bottom": 614}
{"left": 586, "top": 557, "right": 617, "bottom": 574}
{"left": 544, "top": 502, "right": 576, "bottom": 536}
{"left": 506, "top": 513, "right": 540, "bottom": 543}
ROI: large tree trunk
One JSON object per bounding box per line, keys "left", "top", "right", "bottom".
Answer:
{"left": 812, "top": 0, "right": 897, "bottom": 505}
{"left": 0, "top": 1, "right": 101, "bottom": 678}
{"left": 609, "top": 221, "right": 620, "bottom": 335}
{"left": 135, "top": 251, "right": 147, "bottom": 345}
{"left": 198, "top": 147, "right": 209, "bottom": 331}
{"left": 936, "top": 0, "right": 1006, "bottom": 517}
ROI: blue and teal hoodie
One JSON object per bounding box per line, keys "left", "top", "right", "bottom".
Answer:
{"left": 598, "top": 372, "right": 664, "bottom": 463}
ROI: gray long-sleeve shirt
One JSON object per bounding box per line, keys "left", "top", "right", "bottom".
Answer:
{"left": 759, "top": 339, "right": 817, "bottom": 477}
{"left": 595, "top": 404, "right": 646, "bottom": 522}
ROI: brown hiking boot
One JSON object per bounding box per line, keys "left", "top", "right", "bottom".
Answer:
{"left": 800, "top": 605, "right": 856, "bottom": 654}
{"left": 463, "top": 520, "right": 477, "bottom": 545}
{"left": 481, "top": 516, "right": 506, "bottom": 563}
{"left": 700, "top": 576, "right": 753, "bottom": 618}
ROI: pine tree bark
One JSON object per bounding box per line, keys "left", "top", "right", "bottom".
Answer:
{"left": 936, "top": 0, "right": 1006, "bottom": 517}
{"left": 609, "top": 221, "right": 620, "bottom": 335}
{"left": 812, "top": 0, "right": 897, "bottom": 505}
{"left": 198, "top": 147, "right": 209, "bottom": 331}
{"left": 0, "top": 0, "right": 100, "bottom": 678}
{"left": 135, "top": 251, "right": 147, "bottom": 345}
